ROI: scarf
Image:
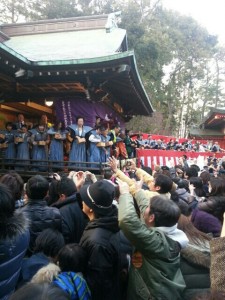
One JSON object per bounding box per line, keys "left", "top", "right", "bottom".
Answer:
{"left": 53, "top": 272, "right": 91, "bottom": 300}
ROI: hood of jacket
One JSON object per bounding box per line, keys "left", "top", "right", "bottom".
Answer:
{"left": 52, "top": 193, "right": 78, "bottom": 209}
{"left": 157, "top": 224, "right": 189, "bottom": 249}
{"left": 181, "top": 244, "right": 210, "bottom": 269}
{"left": 0, "top": 210, "right": 29, "bottom": 240}
{"left": 176, "top": 188, "right": 190, "bottom": 200}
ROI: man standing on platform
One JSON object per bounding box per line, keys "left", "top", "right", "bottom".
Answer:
{"left": 100, "top": 126, "right": 113, "bottom": 163}
{"left": 88, "top": 126, "right": 102, "bottom": 168}
{"left": 14, "top": 113, "right": 26, "bottom": 130}
{"left": 40, "top": 114, "right": 51, "bottom": 130}
{"left": 30, "top": 124, "right": 50, "bottom": 171}
{"left": 68, "top": 116, "right": 88, "bottom": 168}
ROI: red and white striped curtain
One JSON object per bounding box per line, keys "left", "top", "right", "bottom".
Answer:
{"left": 136, "top": 149, "right": 224, "bottom": 168}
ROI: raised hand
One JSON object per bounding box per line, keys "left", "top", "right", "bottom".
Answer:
{"left": 73, "top": 171, "right": 86, "bottom": 191}
{"left": 108, "top": 156, "right": 119, "bottom": 173}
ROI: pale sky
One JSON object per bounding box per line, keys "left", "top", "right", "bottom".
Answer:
{"left": 162, "top": 0, "right": 225, "bottom": 45}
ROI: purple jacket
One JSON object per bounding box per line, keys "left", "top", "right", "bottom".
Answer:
{"left": 191, "top": 209, "right": 221, "bottom": 237}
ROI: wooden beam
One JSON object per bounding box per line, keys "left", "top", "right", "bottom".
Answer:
{"left": 4, "top": 102, "right": 52, "bottom": 115}
{"left": 0, "top": 104, "right": 21, "bottom": 113}
{"left": 12, "top": 90, "right": 86, "bottom": 99}
{"left": 26, "top": 101, "right": 52, "bottom": 114}
{"left": 0, "top": 72, "right": 15, "bottom": 82}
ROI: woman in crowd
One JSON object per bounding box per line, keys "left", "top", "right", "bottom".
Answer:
{"left": 20, "top": 229, "right": 65, "bottom": 285}
{"left": 191, "top": 207, "right": 222, "bottom": 237}
{"left": 0, "top": 171, "right": 25, "bottom": 209}
{"left": 173, "top": 178, "right": 191, "bottom": 204}
{"left": 178, "top": 214, "right": 211, "bottom": 299}
{"left": 208, "top": 176, "right": 225, "bottom": 196}
{"left": 198, "top": 195, "right": 225, "bottom": 223}
{"left": 198, "top": 177, "right": 225, "bottom": 223}
{"left": 189, "top": 177, "right": 207, "bottom": 202}
{"left": 52, "top": 243, "right": 91, "bottom": 300}
{"left": 199, "top": 171, "right": 211, "bottom": 195}
{"left": 0, "top": 183, "right": 30, "bottom": 299}
{"left": 68, "top": 116, "right": 87, "bottom": 168}
{"left": 29, "top": 243, "right": 91, "bottom": 300}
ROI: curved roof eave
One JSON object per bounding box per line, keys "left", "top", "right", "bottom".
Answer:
{"left": 32, "top": 51, "right": 133, "bottom": 66}
{"left": 0, "top": 42, "right": 30, "bottom": 65}
{"left": 129, "top": 52, "right": 154, "bottom": 115}
{"left": 0, "top": 45, "right": 153, "bottom": 114}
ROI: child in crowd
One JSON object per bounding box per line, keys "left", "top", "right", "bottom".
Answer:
{"left": 20, "top": 228, "right": 65, "bottom": 285}
{"left": 30, "top": 243, "right": 91, "bottom": 300}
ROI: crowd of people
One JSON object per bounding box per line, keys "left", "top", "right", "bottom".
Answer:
{"left": 0, "top": 113, "right": 223, "bottom": 172}
{"left": 1, "top": 153, "right": 225, "bottom": 299}
{"left": 127, "top": 132, "right": 224, "bottom": 156}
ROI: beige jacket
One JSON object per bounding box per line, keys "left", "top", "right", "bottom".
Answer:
{"left": 210, "top": 236, "right": 225, "bottom": 292}
{"left": 115, "top": 168, "right": 170, "bottom": 200}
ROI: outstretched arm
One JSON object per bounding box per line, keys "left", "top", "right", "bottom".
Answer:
{"left": 117, "top": 179, "right": 165, "bottom": 257}
{"left": 108, "top": 157, "right": 136, "bottom": 194}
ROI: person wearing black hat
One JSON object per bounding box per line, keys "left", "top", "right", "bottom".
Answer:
{"left": 79, "top": 180, "right": 121, "bottom": 300}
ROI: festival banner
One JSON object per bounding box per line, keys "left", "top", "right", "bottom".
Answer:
{"left": 55, "top": 98, "right": 125, "bottom": 129}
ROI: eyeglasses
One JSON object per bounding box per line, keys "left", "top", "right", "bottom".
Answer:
{"left": 87, "top": 186, "right": 112, "bottom": 209}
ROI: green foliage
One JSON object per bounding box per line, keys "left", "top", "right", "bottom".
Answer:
{"left": 25, "top": 0, "right": 82, "bottom": 20}
{"left": 1, "top": 0, "right": 224, "bottom": 136}
{"left": 0, "top": 0, "right": 29, "bottom": 23}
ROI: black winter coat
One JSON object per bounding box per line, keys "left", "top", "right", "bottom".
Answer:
{"left": 180, "top": 244, "right": 210, "bottom": 300}
{"left": 22, "top": 199, "right": 62, "bottom": 252}
{"left": 80, "top": 208, "right": 121, "bottom": 300}
{"left": 0, "top": 211, "right": 30, "bottom": 300}
{"left": 52, "top": 193, "right": 88, "bottom": 244}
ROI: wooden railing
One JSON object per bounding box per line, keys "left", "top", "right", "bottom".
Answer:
{"left": 0, "top": 158, "right": 108, "bottom": 179}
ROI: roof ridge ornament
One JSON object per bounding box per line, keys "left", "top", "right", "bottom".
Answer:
{"left": 105, "top": 11, "right": 121, "bottom": 33}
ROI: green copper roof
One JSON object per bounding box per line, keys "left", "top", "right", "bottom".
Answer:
{"left": 3, "top": 28, "right": 126, "bottom": 61}
{"left": 33, "top": 50, "right": 134, "bottom": 66}
{"left": 0, "top": 42, "right": 30, "bottom": 64}
{"left": 0, "top": 14, "right": 153, "bottom": 115}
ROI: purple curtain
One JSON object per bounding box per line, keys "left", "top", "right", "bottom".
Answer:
{"left": 55, "top": 98, "right": 125, "bottom": 129}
